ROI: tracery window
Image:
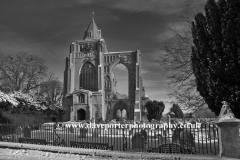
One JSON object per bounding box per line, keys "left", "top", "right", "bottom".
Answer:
{"left": 78, "top": 93, "right": 85, "bottom": 103}
{"left": 79, "top": 62, "right": 97, "bottom": 91}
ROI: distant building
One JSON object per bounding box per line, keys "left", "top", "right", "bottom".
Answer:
{"left": 62, "top": 14, "right": 146, "bottom": 122}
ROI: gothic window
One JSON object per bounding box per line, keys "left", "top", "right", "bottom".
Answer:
{"left": 79, "top": 62, "right": 97, "bottom": 91}
{"left": 78, "top": 94, "right": 85, "bottom": 103}
{"left": 80, "top": 45, "right": 83, "bottom": 51}
{"left": 89, "top": 31, "right": 92, "bottom": 37}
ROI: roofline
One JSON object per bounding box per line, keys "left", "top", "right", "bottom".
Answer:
{"left": 105, "top": 51, "right": 134, "bottom": 54}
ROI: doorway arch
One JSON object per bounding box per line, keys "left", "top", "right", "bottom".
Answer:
{"left": 77, "top": 109, "right": 86, "bottom": 120}
{"left": 113, "top": 100, "right": 129, "bottom": 120}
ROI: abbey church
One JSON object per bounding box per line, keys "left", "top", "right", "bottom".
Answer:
{"left": 62, "top": 15, "right": 147, "bottom": 122}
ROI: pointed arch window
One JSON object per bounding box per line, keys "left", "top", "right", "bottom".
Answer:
{"left": 78, "top": 93, "right": 85, "bottom": 103}
{"left": 79, "top": 62, "right": 97, "bottom": 91}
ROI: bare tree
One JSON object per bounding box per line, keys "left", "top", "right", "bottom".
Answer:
{"left": 0, "top": 52, "right": 47, "bottom": 93}
{"left": 158, "top": 13, "right": 205, "bottom": 111}
{"left": 39, "top": 74, "right": 63, "bottom": 107}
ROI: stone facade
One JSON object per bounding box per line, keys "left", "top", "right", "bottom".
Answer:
{"left": 62, "top": 15, "right": 146, "bottom": 122}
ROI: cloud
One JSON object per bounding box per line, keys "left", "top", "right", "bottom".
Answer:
{"left": 113, "top": 63, "right": 151, "bottom": 77}
{"left": 113, "top": 64, "right": 128, "bottom": 71}
{"left": 0, "top": 0, "right": 208, "bottom": 106}
{"left": 141, "top": 68, "right": 150, "bottom": 74}
{"left": 75, "top": 0, "right": 207, "bottom": 15}
{"left": 0, "top": 29, "right": 67, "bottom": 81}
{"left": 112, "top": 0, "right": 186, "bottom": 15}
{"left": 101, "top": 12, "right": 119, "bottom": 21}
{"left": 157, "top": 29, "right": 175, "bottom": 43}
{"left": 74, "top": 0, "right": 95, "bottom": 4}
{"left": 157, "top": 20, "right": 192, "bottom": 42}
{"left": 146, "top": 79, "right": 170, "bottom": 84}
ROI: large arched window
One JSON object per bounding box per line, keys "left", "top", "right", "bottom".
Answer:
{"left": 79, "top": 62, "right": 97, "bottom": 91}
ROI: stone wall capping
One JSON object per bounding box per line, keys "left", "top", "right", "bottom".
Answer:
{"left": 214, "top": 101, "right": 239, "bottom": 124}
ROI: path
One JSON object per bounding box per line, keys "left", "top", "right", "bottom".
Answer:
{"left": 0, "top": 148, "right": 114, "bottom": 160}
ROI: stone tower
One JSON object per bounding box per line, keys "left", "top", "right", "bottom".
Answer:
{"left": 62, "top": 14, "right": 145, "bottom": 122}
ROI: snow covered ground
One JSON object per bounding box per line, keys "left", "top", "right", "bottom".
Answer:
{"left": 0, "top": 148, "right": 115, "bottom": 160}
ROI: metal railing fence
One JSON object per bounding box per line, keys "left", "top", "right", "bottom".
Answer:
{"left": 0, "top": 123, "right": 219, "bottom": 155}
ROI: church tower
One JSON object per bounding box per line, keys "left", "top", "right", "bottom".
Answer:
{"left": 62, "top": 14, "right": 144, "bottom": 122}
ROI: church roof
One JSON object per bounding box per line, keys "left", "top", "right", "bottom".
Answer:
{"left": 75, "top": 39, "right": 99, "bottom": 43}
{"left": 83, "top": 12, "right": 101, "bottom": 40}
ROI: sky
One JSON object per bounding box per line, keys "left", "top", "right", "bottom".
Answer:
{"left": 0, "top": 0, "right": 207, "bottom": 114}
